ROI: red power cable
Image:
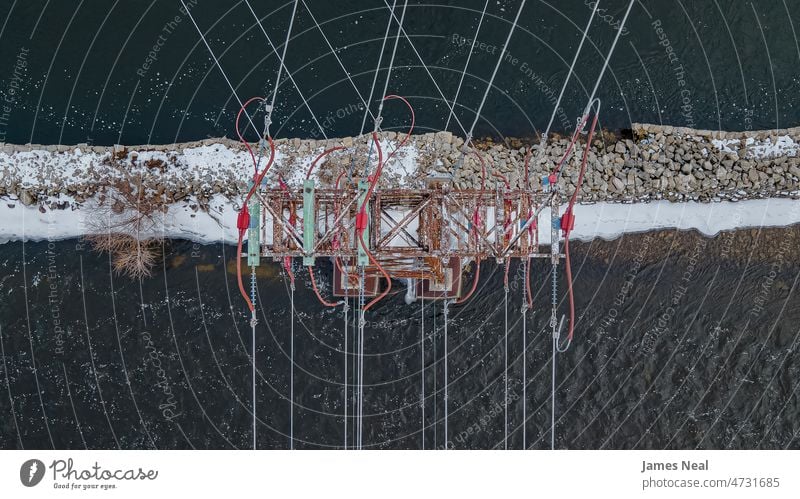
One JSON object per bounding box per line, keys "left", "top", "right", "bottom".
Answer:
{"left": 234, "top": 97, "right": 267, "bottom": 312}
{"left": 235, "top": 234, "right": 253, "bottom": 311}
{"left": 359, "top": 135, "right": 391, "bottom": 312}
{"left": 360, "top": 132, "right": 385, "bottom": 206}
{"left": 359, "top": 230, "right": 392, "bottom": 312}
{"left": 524, "top": 206, "right": 535, "bottom": 311}
{"left": 485, "top": 154, "right": 513, "bottom": 244}
{"left": 234, "top": 98, "right": 277, "bottom": 313}
{"left": 308, "top": 265, "right": 339, "bottom": 307}
{"left": 356, "top": 95, "right": 416, "bottom": 310}
{"left": 523, "top": 146, "right": 532, "bottom": 188}
{"left": 236, "top": 96, "right": 265, "bottom": 176}
{"left": 448, "top": 151, "right": 486, "bottom": 306}
{"left": 471, "top": 150, "right": 487, "bottom": 230}
{"left": 454, "top": 260, "right": 481, "bottom": 305}
{"left": 560, "top": 113, "right": 599, "bottom": 342}
{"left": 331, "top": 166, "right": 350, "bottom": 285}
{"left": 305, "top": 146, "right": 349, "bottom": 306}
{"left": 493, "top": 170, "right": 510, "bottom": 189}
{"left": 382, "top": 94, "right": 415, "bottom": 165}
{"left": 362, "top": 96, "right": 416, "bottom": 201}
{"left": 552, "top": 114, "right": 591, "bottom": 178}
{"left": 306, "top": 146, "right": 346, "bottom": 180}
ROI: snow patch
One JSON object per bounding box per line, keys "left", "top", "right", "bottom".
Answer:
{"left": 3, "top": 198, "right": 800, "bottom": 245}
{"left": 711, "top": 135, "right": 800, "bottom": 159}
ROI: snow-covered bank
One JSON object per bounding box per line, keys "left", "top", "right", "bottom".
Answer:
{"left": 3, "top": 197, "right": 799, "bottom": 246}
{"left": 3, "top": 122, "right": 800, "bottom": 249}
{"left": 3, "top": 122, "right": 800, "bottom": 212}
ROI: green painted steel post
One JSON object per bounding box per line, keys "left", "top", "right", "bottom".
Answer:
{"left": 303, "top": 179, "right": 316, "bottom": 266}
{"left": 247, "top": 199, "right": 261, "bottom": 267}
{"left": 357, "top": 180, "right": 369, "bottom": 266}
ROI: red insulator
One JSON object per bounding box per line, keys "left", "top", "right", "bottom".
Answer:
{"left": 355, "top": 210, "right": 368, "bottom": 233}
{"left": 236, "top": 96, "right": 266, "bottom": 176}
{"left": 237, "top": 207, "right": 250, "bottom": 231}
{"left": 560, "top": 209, "right": 575, "bottom": 234}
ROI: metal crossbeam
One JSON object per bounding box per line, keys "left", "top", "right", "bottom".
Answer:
{"left": 257, "top": 187, "right": 560, "bottom": 269}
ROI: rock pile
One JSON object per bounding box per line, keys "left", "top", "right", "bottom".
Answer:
{"left": 1, "top": 123, "right": 799, "bottom": 211}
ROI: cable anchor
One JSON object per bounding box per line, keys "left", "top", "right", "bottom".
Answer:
{"left": 372, "top": 115, "right": 384, "bottom": 132}
{"left": 555, "top": 315, "right": 572, "bottom": 353}
{"left": 262, "top": 105, "right": 274, "bottom": 135}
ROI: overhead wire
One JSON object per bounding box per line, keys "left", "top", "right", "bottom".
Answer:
{"left": 420, "top": 295, "right": 425, "bottom": 449}
{"left": 299, "top": 0, "right": 375, "bottom": 121}
{"left": 179, "top": 0, "right": 271, "bottom": 451}
{"left": 379, "top": 0, "right": 469, "bottom": 137}
{"left": 195, "top": 0, "right": 632, "bottom": 453}
{"left": 444, "top": 0, "right": 490, "bottom": 132}
{"left": 529, "top": 0, "right": 600, "bottom": 181}
{"left": 290, "top": 279, "right": 295, "bottom": 449}
{"left": 180, "top": 0, "right": 260, "bottom": 133}
{"left": 361, "top": 0, "right": 410, "bottom": 181}
{"left": 242, "top": 0, "right": 328, "bottom": 139}
{"left": 266, "top": 0, "right": 299, "bottom": 128}
{"left": 344, "top": 296, "right": 349, "bottom": 449}
{"left": 522, "top": 258, "right": 528, "bottom": 448}
{"left": 373, "top": 0, "right": 408, "bottom": 132}
{"left": 545, "top": 0, "right": 636, "bottom": 450}
{"left": 464, "top": 0, "right": 526, "bottom": 142}
{"left": 359, "top": 0, "right": 399, "bottom": 136}
{"left": 443, "top": 299, "right": 449, "bottom": 447}
{"left": 242, "top": 0, "right": 365, "bottom": 450}
{"left": 503, "top": 262, "right": 509, "bottom": 449}
{"left": 452, "top": 0, "right": 527, "bottom": 178}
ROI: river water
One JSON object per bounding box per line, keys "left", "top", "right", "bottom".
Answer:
{"left": 1, "top": 228, "right": 799, "bottom": 449}
{"left": 1, "top": 0, "right": 799, "bottom": 145}
{"left": 1, "top": 1, "right": 800, "bottom": 450}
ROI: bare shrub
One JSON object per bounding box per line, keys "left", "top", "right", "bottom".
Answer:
{"left": 85, "top": 233, "right": 159, "bottom": 278}
{"left": 84, "top": 167, "right": 166, "bottom": 279}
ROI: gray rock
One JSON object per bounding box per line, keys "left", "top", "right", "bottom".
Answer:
{"left": 20, "top": 190, "right": 35, "bottom": 206}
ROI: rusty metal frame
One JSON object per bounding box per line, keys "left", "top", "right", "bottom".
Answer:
{"left": 256, "top": 186, "right": 561, "bottom": 273}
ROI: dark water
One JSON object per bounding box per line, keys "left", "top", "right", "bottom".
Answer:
{"left": 1, "top": 228, "right": 799, "bottom": 450}
{"left": 1, "top": 0, "right": 800, "bottom": 146}
{"left": 2, "top": 0, "right": 800, "bottom": 451}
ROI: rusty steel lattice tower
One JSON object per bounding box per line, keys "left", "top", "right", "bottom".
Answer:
{"left": 252, "top": 178, "right": 563, "bottom": 300}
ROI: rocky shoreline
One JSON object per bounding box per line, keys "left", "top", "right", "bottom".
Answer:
{"left": 1, "top": 123, "right": 800, "bottom": 212}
